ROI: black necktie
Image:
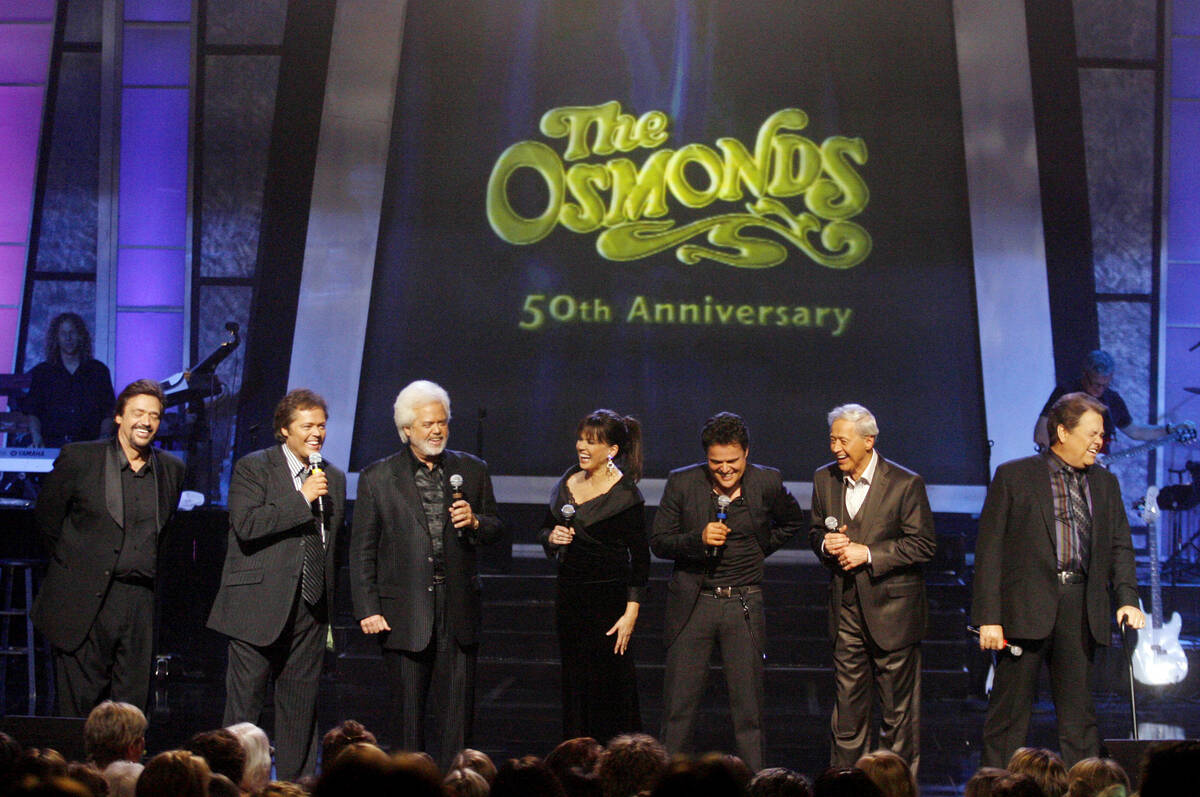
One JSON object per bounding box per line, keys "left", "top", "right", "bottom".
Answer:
{"left": 300, "top": 467, "right": 325, "bottom": 605}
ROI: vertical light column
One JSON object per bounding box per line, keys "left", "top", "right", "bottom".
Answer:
{"left": 113, "top": 0, "right": 191, "bottom": 389}
{"left": 1164, "top": 0, "right": 1200, "bottom": 469}
{"left": 0, "top": 1, "right": 55, "bottom": 373}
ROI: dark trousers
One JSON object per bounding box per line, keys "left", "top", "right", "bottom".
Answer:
{"left": 54, "top": 581, "right": 154, "bottom": 716}
{"left": 982, "top": 581, "right": 1097, "bottom": 768}
{"left": 223, "top": 590, "right": 326, "bottom": 781}
{"left": 662, "top": 589, "right": 766, "bottom": 771}
{"left": 382, "top": 583, "right": 476, "bottom": 772}
{"left": 830, "top": 588, "right": 922, "bottom": 773}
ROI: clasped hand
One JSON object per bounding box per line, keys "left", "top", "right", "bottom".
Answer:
{"left": 824, "top": 529, "right": 869, "bottom": 571}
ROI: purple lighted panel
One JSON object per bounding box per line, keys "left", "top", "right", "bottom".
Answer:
{"left": 1169, "top": 101, "right": 1200, "bottom": 262}
{"left": 118, "top": 88, "right": 188, "bottom": 248}
{"left": 124, "top": 27, "right": 190, "bottom": 86}
{"left": 0, "top": 86, "right": 45, "bottom": 243}
{"left": 125, "top": 0, "right": 190, "bottom": 23}
{"left": 115, "top": 311, "right": 184, "bottom": 390}
{"left": 0, "top": 1, "right": 54, "bottom": 22}
{"left": 0, "top": 245, "right": 23, "bottom": 303}
{"left": 0, "top": 23, "right": 52, "bottom": 82}
{"left": 117, "top": 247, "right": 185, "bottom": 307}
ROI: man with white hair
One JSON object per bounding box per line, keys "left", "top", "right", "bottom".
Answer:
{"left": 350, "top": 379, "right": 503, "bottom": 768}
{"left": 809, "top": 404, "right": 936, "bottom": 773}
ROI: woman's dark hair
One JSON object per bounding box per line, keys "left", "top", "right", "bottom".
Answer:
{"left": 812, "top": 767, "right": 883, "bottom": 797}
{"left": 578, "top": 409, "right": 643, "bottom": 482}
{"left": 491, "top": 756, "right": 566, "bottom": 797}
{"left": 45, "top": 312, "right": 93, "bottom": 363}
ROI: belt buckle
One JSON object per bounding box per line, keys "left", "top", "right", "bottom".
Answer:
{"left": 713, "top": 586, "right": 733, "bottom": 598}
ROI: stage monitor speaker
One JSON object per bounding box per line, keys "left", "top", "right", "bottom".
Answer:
{"left": 1103, "top": 737, "right": 1198, "bottom": 790}
{"left": 0, "top": 716, "right": 87, "bottom": 761}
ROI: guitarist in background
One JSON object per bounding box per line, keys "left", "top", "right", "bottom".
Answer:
{"left": 1034, "top": 349, "right": 1171, "bottom": 452}
{"left": 973, "top": 392, "right": 1145, "bottom": 767}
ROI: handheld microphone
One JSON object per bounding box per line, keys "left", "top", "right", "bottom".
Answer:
{"left": 558, "top": 504, "right": 576, "bottom": 561}
{"left": 825, "top": 516, "right": 839, "bottom": 532}
{"left": 309, "top": 452, "right": 325, "bottom": 514}
{"left": 449, "top": 474, "right": 465, "bottom": 538}
{"left": 967, "top": 625, "right": 1023, "bottom": 657}
{"left": 709, "top": 495, "right": 732, "bottom": 559}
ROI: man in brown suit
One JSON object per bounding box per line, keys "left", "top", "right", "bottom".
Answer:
{"left": 809, "top": 403, "right": 936, "bottom": 772}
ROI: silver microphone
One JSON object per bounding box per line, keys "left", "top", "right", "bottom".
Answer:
{"left": 825, "top": 516, "right": 839, "bottom": 532}
{"left": 557, "top": 503, "right": 576, "bottom": 561}
{"left": 449, "top": 474, "right": 466, "bottom": 538}
{"left": 309, "top": 452, "right": 325, "bottom": 514}
{"left": 709, "top": 495, "right": 732, "bottom": 559}
{"left": 967, "top": 625, "right": 1023, "bottom": 656}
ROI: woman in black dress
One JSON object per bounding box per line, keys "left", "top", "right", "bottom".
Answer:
{"left": 540, "top": 409, "right": 649, "bottom": 742}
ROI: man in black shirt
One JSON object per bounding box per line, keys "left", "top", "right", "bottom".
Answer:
{"left": 24, "top": 312, "right": 115, "bottom": 447}
{"left": 649, "top": 412, "right": 804, "bottom": 771}
{"left": 31, "top": 379, "right": 184, "bottom": 715}
{"left": 350, "top": 380, "right": 503, "bottom": 769}
{"left": 1035, "top": 350, "right": 1169, "bottom": 451}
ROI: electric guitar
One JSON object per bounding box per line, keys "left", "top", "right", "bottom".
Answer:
{"left": 1131, "top": 485, "right": 1188, "bottom": 686}
{"left": 1098, "top": 421, "right": 1197, "bottom": 467}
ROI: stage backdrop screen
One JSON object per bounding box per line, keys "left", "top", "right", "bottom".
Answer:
{"left": 350, "top": 0, "right": 990, "bottom": 486}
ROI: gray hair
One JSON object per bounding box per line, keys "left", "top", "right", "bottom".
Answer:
{"left": 226, "top": 723, "right": 271, "bottom": 793}
{"left": 393, "top": 380, "right": 452, "bottom": 442}
{"left": 827, "top": 403, "right": 879, "bottom": 437}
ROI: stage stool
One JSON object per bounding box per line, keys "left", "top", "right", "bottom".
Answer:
{"left": 0, "top": 559, "right": 42, "bottom": 715}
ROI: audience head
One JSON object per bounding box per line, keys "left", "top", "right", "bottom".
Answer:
{"left": 596, "top": 733, "right": 669, "bottom": 797}
{"left": 0, "top": 731, "right": 24, "bottom": 779}
{"left": 1137, "top": 739, "right": 1200, "bottom": 797}
{"left": 451, "top": 749, "right": 498, "bottom": 784}
{"left": 321, "top": 719, "right": 376, "bottom": 770}
{"left": 965, "top": 767, "right": 1009, "bottom": 797}
{"left": 1066, "top": 757, "right": 1129, "bottom": 797}
{"left": 184, "top": 728, "right": 245, "bottom": 786}
{"left": 545, "top": 737, "right": 602, "bottom": 783}
{"left": 650, "top": 754, "right": 749, "bottom": 797}
{"left": 207, "top": 773, "right": 239, "bottom": 797}
{"left": 444, "top": 766, "right": 491, "bottom": 797}
{"left": 314, "top": 745, "right": 442, "bottom": 797}
{"left": 855, "top": 751, "right": 916, "bottom": 797}
{"left": 14, "top": 749, "right": 69, "bottom": 781}
{"left": 84, "top": 702, "right": 147, "bottom": 769}
{"left": 257, "top": 781, "right": 309, "bottom": 797}
{"left": 101, "top": 760, "right": 143, "bottom": 797}
{"left": 491, "top": 755, "right": 566, "bottom": 797}
{"left": 812, "top": 767, "right": 884, "bottom": 797}
{"left": 1007, "top": 747, "right": 1068, "bottom": 797}
{"left": 225, "top": 722, "right": 271, "bottom": 792}
{"left": 991, "top": 773, "right": 1045, "bottom": 797}
{"left": 65, "top": 762, "right": 106, "bottom": 797}
{"left": 135, "top": 750, "right": 210, "bottom": 797}
{"left": 749, "top": 767, "right": 812, "bottom": 797}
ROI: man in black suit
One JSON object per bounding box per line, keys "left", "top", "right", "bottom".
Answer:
{"left": 973, "top": 391, "right": 1145, "bottom": 767}
{"left": 207, "top": 389, "right": 345, "bottom": 780}
{"left": 810, "top": 404, "right": 936, "bottom": 772}
{"left": 350, "top": 379, "right": 502, "bottom": 767}
{"left": 649, "top": 412, "right": 804, "bottom": 771}
{"left": 31, "top": 378, "right": 185, "bottom": 716}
